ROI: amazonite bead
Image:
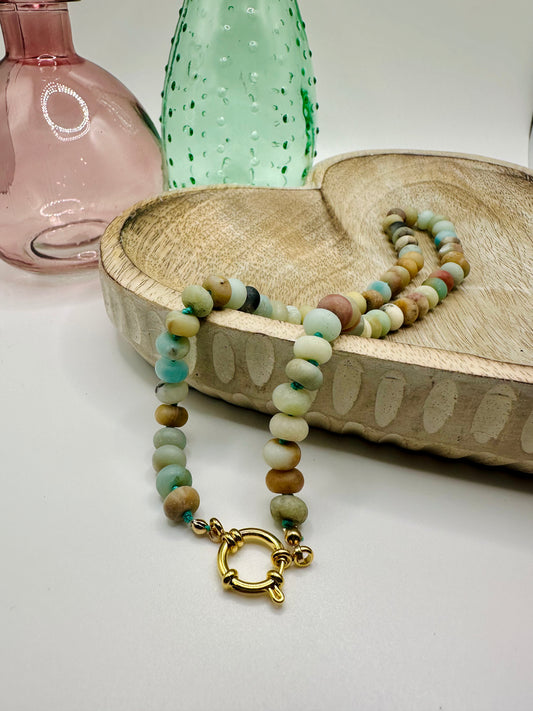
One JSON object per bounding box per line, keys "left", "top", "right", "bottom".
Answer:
{"left": 152, "top": 444, "right": 187, "bottom": 472}
{"left": 381, "top": 302, "right": 404, "bottom": 330}
{"left": 163, "top": 486, "right": 200, "bottom": 522}
{"left": 404, "top": 206, "right": 419, "bottom": 227}
{"left": 366, "top": 280, "right": 392, "bottom": 303}
{"left": 398, "top": 244, "right": 423, "bottom": 258}
{"left": 439, "top": 242, "right": 462, "bottom": 257}
{"left": 285, "top": 358, "right": 323, "bottom": 391}
{"left": 263, "top": 438, "right": 301, "bottom": 470}
{"left": 394, "top": 234, "right": 418, "bottom": 253}
{"left": 365, "top": 309, "right": 391, "bottom": 337}
{"left": 431, "top": 219, "right": 455, "bottom": 236}
{"left": 181, "top": 285, "right": 214, "bottom": 317}
{"left": 359, "top": 317, "right": 372, "bottom": 337}
{"left": 155, "top": 381, "right": 189, "bottom": 405}
{"left": 440, "top": 261, "right": 465, "bottom": 286}
{"left": 226, "top": 278, "right": 247, "bottom": 309}
{"left": 416, "top": 210, "right": 434, "bottom": 230}
{"left": 272, "top": 383, "right": 313, "bottom": 416}
{"left": 269, "top": 413, "right": 309, "bottom": 442}
{"left": 254, "top": 294, "right": 273, "bottom": 318}
{"left": 414, "top": 285, "right": 439, "bottom": 309}
{"left": 346, "top": 291, "right": 367, "bottom": 315}
{"left": 166, "top": 311, "right": 200, "bottom": 338}
{"left": 434, "top": 230, "right": 458, "bottom": 248}
{"left": 423, "top": 277, "right": 448, "bottom": 301}
{"left": 270, "top": 494, "right": 308, "bottom": 526}
{"left": 156, "top": 464, "right": 192, "bottom": 498}
{"left": 286, "top": 306, "right": 302, "bottom": 324}
{"left": 391, "top": 226, "right": 415, "bottom": 244}
{"left": 270, "top": 300, "right": 289, "bottom": 321}
{"left": 293, "top": 335, "right": 332, "bottom": 364}
{"left": 155, "top": 357, "right": 189, "bottom": 383}
{"left": 155, "top": 333, "right": 190, "bottom": 360}
{"left": 303, "top": 308, "right": 342, "bottom": 341}
{"left": 427, "top": 214, "right": 447, "bottom": 231}
{"left": 153, "top": 427, "right": 187, "bottom": 450}
{"left": 347, "top": 318, "right": 364, "bottom": 336}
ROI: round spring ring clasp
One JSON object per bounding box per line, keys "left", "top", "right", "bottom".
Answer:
{"left": 217, "top": 527, "right": 289, "bottom": 605}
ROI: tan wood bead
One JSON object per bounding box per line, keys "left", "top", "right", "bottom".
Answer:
{"left": 393, "top": 297, "right": 419, "bottom": 326}
{"left": 155, "top": 404, "right": 189, "bottom": 427}
{"left": 202, "top": 275, "right": 232, "bottom": 308}
{"left": 362, "top": 289, "right": 385, "bottom": 310}
{"left": 265, "top": 468, "right": 305, "bottom": 494}
{"left": 163, "top": 486, "right": 200, "bottom": 522}
{"left": 396, "top": 257, "right": 418, "bottom": 278}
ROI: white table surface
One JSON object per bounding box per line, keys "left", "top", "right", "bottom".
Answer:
{"left": 2, "top": 2, "right": 533, "bottom": 710}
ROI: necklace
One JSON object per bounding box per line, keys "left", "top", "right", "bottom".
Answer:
{"left": 151, "top": 208, "right": 470, "bottom": 604}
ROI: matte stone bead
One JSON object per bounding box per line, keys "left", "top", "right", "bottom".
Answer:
{"left": 381, "top": 302, "right": 404, "bottom": 330}
{"left": 394, "top": 235, "right": 418, "bottom": 253}
{"left": 155, "top": 381, "right": 189, "bottom": 405}
{"left": 203, "top": 275, "right": 232, "bottom": 308}
{"left": 434, "top": 231, "right": 458, "bottom": 248}
{"left": 439, "top": 242, "right": 463, "bottom": 257}
{"left": 155, "top": 405, "right": 189, "bottom": 427}
{"left": 293, "top": 335, "right": 332, "bottom": 364}
{"left": 366, "top": 280, "right": 392, "bottom": 302}
{"left": 414, "top": 285, "right": 439, "bottom": 309}
{"left": 346, "top": 291, "right": 367, "bottom": 315}
{"left": 386, "top": 207, "right": 407, "bottom": 221}
{"left": 401, "top": 249, "right": 424, "bottom": 269}
{"left": 431, "top": 219, "right": 455, "bottom": 236}
{"left": 398, "top": 244, "right": 423, "bottom": 259}
{"left": 380, "top": 270, "right": 404, "bottom": 297}
{"left": 405, "top": 291, "right": 429, "bottom": 319}
{"left": 263, "top": 438, "right": 301, "bottom": 470}
{"left": 347, "top": 317, "right": 365, "bottom": 336}
{"left": 385, "top": 220, "right": 405, "bottom": 238}
{"left": 317, "top": 294, "right": 354, "bottom": 329}
{"left": 440, "top": 261, "right": 465, "bottom": 286}
{"left": 155, "top": 357, "right": 189, "bottom": 383}
{"left": 303, "top": 308, "right": 342, "bottom": 341}
{"left": 163, "top": 486, "right": 200, "bottom": 522}
{"left": 403, "top": 207, "right": 419, "bottom": 227}
{"left": 269, "top": 413, "right": 309, "bottom": 442}
{"left": 391, "top": 226, "right": 415, "bottom": 244}
{"left": 359, "top": 317, "right": 373, "bottom": 337}
{"left": 166, "top": 311, "right": 200, "bottom": 338}
{"left": 239, "top": 286, "right": 261, "bottom": 313}
{"left": 226, "top": 278, "right": 248, "bottom": 309}
{"left": 155, "top": 333, "right": 190, "bottom": 360}
{"left": 270, "top": 494, "right": 308, "bottom": 526}
{"left": 382, "top": 214, "right": 405, "bottom": 232}
{"left": 388, "top": 265, "right": 411, "bottom": 288}
{"left": 362, "top": 289, "right": 384, "bottom": 310}
{"left": 395, "top": 257, "right": 418, "bottom": 279}
{"left": 429, "top": 269, "right": 454, "bottom": 293}
{"left": 422, "top": 277, "right": 448, "bottom": 301}
{"left": 392, "top": 297, "right": 419, "bottom": 325}
{"left": 266, "top": 468, "right": 304, "bottom": 494}
{"left": 156, "top": 464, "right": 192, "bottom": 498}
{"left": 153, "top": 427, "right": 187, "bottom": 449}
{"left": 286, "top": 305, "right": 302, "bottom": 324}
{"left": 181, "top": 285, "right": 214, "bottom": 317}
{"left": 365, "top": 309, "right": 391, "bottom": 337}
{"left": 272, "top": 383, "right": 313, "bottom": 416}
{"left": 416, "top": 210, "right": 434, "bottom": 230}
{"left": 271, "top": 300, "right": 289, "bottom": 321}
{"left": 342, "top": 297, "right": 361, "bottom": 330}
{"left": 254, "top": 294, "right": 273, "bottom": 318}
{"left": 285, "top": 358, "right": 323, "bottom": 391}
{"left": 426, "top": 214, "right": 448, "bottom": 231}
{"left": 152, "top": 444, "right": 187, "bottom": 472}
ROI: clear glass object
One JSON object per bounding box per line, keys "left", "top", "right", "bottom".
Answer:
{"left": 161, "top": 0, "right": 318, "bottom": 189}
{"left": 0, "top": 0, "right": 165, "bottom": 273}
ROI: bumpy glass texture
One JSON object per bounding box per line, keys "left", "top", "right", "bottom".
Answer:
{"left": 0, "top": 1, "right": 165, "bottom": 273}
{"left": 161, "top": 0, "right": 318, "bottom": 189}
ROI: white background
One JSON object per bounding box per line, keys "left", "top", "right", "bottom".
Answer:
{"left": 2, "top": 1, "right": 533, "bottom": 710}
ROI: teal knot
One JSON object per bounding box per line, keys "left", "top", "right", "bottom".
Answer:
{"left": 182, "top": 510, "right": 194, "bottom": 524}
{"left": 313, "top": 331, "right": 324, "bottom": 338}
{"left": 278, "top": 439, "right": 288, "bottom": 445}
{"left": 290, "top": 381, "right": 304, "bottom": 390}
{"left": 307, "top": 359, "right": 319, "bottom": 367}
{"left": 281, "top": 519, "right": 294, "bottom": 529}
{"left": 182, "top": 306, "right": 194, "bottom": 315}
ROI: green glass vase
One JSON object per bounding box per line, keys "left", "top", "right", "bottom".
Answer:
{"left": 161, "top": 0, "right": 318, "bottom": 189}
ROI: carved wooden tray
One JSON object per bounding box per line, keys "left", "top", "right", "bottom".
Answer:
{"left": 99, "top": 151, "right": 533, "bottom": 472}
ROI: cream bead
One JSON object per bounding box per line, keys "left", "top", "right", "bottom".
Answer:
{"left": 155, "top": 381, "right": 189, "bottom": 405}
{"left": 225, "top": 278, "right": 247, "bottom": 309}
{"left": 181, "top": 285, "right": 214, "bottom": 317}
{"left": 263, "top": 438, "right": 302, "bottom": 470}
{"left": 380, "top": 302, "right": 404, "bottom": 330}
{"left": 272, "top": 383, "right": 313, "bottom": 416}
{"left": 270, "top": 300, "right": 289, "bottom": 321}
{"left": 293, "top": 335, "right": 332, "bottom": 364}
{"left": 285, "top": 358, "right": 323, "bottom": 390}
{"left": 303, "top": 308, "right": 342, "bottom": 341}
{"left": 346, "top": 291, "right": 367, "bottom": 314}
{"left": 269, "top": 413, "right": 309, "bottom": 442}
{"left": 166, "top": 311, "right": 201, "bottom": 338}
{"left": 286, "top": 305, "right": 302, "bottom": 324}
{"left": 414, "top": 285, "right": 439, "bottom": 309}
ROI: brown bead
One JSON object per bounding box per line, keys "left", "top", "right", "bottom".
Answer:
{"left": 317, "top": 293, "right": 353, "bottom": 329}
{"left": 387, "top": 207, "right": 407, "bottom": 222}
{"left": 265, "top": 468, "right": 305, "bottom": 494}
{"left": 401, "top": 250, "right": 424, "bottom": 269}
{"left": 405, "top": 291, "right": 429, "bottom": 318}
{"left": 429, "top": 269, "right": 454, "bottom": 293}
{"left": 388, "top": 265, "right": 411, "bottom": 288}
{"left": 441, "top": 252, "right": 470, "bottom": 276}
{"left": 362, "top": 289, "right": 384, "bottom": 310}
{"left": 396, "top": 257, "right": 418, "bottom": 279}
{"left": 163, "top": 486, "right": 200, "bottom": 522}
{"left": 380, "top": 270, "right": 404, "bottom": 297}
{"left": 202, "top": 275, "right": 232, "bottom": 308}
{"left": 155, "top": 404, "right": 189, "bottom": 427}
{"left": 393, "top": 297, "right": 419, "bottom": 326}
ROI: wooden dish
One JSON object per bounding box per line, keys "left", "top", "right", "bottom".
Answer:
{"left": 99, "top": 150, "right": 533, "bottom": 472}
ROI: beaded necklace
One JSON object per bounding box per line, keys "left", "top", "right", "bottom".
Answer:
{"left": 151, "top": 208, "right": 470, "bottom": 605}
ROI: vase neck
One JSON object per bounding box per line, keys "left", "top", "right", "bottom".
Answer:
{"left": 0, "top": 3, "right": 77, "bottom": 61}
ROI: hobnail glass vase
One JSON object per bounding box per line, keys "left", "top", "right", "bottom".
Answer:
{"left": 0, "top": 0, "right": 165, "bottom": 273}
{"left": 161, "top": 0, "right": 318, "bottom": 189}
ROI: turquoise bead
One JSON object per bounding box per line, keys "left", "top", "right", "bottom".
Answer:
{"left": 366, "top": 280, "right": 392, "bottom": 303}
{"left": 398, "top": 244, "right": 423, "bottom": 258}
{"left": 434, "top": 230, "right": 457, "bottom": 249}
{"left": 156, "top": 332, "right": 190, "bottom": 360}
{"left": 422, "top": 277, "right": 448, "bottom": 301}
{"left": 156, "top": 464, "right": 192, "bottom": 498}
{"left": 154, "top": 357, "right": 189, "bottom": 383}
{"left": 303, "top": 308, "right": 342, "bottom": 342}
{"left": 153, "top": 427, "right": 187, "bottom": 449}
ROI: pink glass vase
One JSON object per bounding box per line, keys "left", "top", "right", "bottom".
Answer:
{"left": 0, "top": 0, "right": 165, "bottom": 273}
